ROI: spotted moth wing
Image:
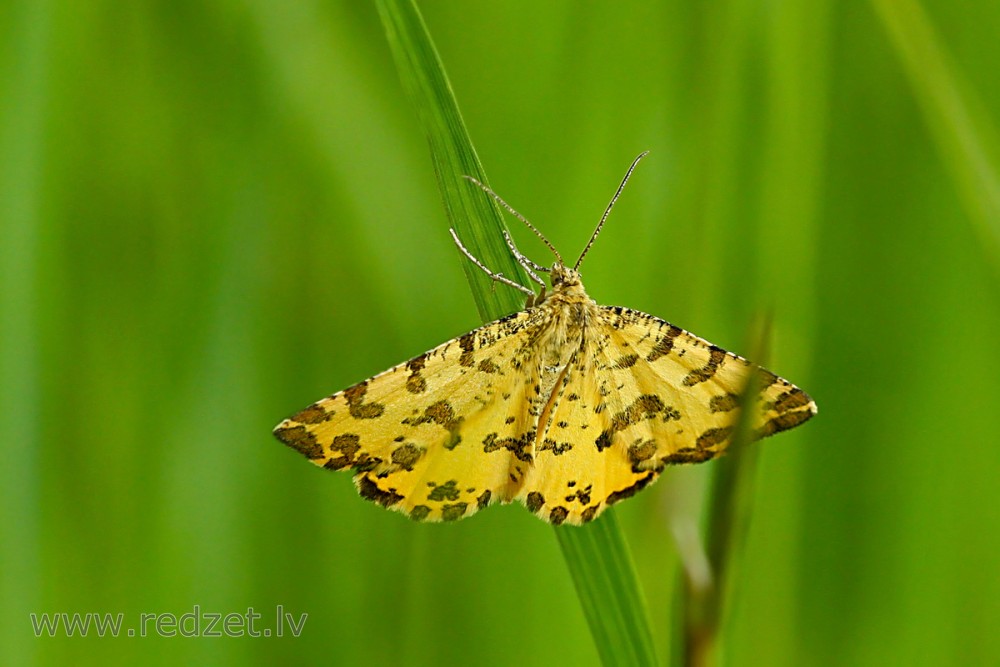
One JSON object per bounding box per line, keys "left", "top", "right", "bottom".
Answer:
{"left": 274, "top": 309, "right": 556, "bottom": 522}
{"left": 517, "top": 306, "right": 817, "bottom": 525}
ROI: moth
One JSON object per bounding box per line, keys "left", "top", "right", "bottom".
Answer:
{"left": 274, "top": 153, "right": 817, "bottom": 525}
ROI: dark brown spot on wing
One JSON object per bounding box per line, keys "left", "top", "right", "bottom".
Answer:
{"left": 597, "top": 394, "right": 670, "bottom": 452}
{"left": 352, "top": 402, "right": 385, "bottom": 419}
{"left": 662, "top": 448, "right": 716, "bottom": 464}
{"left": 405, "top": 354, "right": 428, "bottom": 394}
{"left": 427, "top": 480, "right": 460, "bottom": 501}
{"left": 483, "top": 431, "right": 533, "bottom": 462}
{"left": 613, "top": 353, "right": 639, "bottom": 369}
{"left": 628, "top": 439, "right": 657, "bottom": 466}
{"left": 549, "top": 507, "right": 569, "bottom": 525}
{"left": 426, "top": 400, "right": 460, "bottom": 430}
{"left": 647, "top": 325, "right": 682, "bottom": 362}
{"left": 756, "top": 407, "right": 815, "bottom": 438}
{"left": 773, "top": 388, "right": 813, "bottom": 413}
{"left": 478, "top": 358, "right": 499, "bottom": 373}
{"left": 710, "top": 393, "right": 741, "bottom": 413}
{"left": 759, "top": 369, "right": 779, "bottom": 388}
{"left": 539, "top": 439, "right": 573, "bottom": 455}
{"left": 349, "top": 452, "right": 381, "bottom": 473}
{"left": 683, "top": 347, "right": 727, "bottom": 386}
{"left": 356, "top": 476, "right": 403, "bottom": 507}
{"left": 441, "top": 503, "right": 468, "bottom": 521}
{"left": 611, "top": 394, "right": 666, "bottom": 431}
{"left": 344, "top": 382, "right": 385, "bottom": 419}
{"left": 405, "top": 400, "right": 463, "bottom": 433}
{"left": 327, "top": 433, "right": 361, "bottom": 469}
{"left": 595, "top": 430, "right": 613, "bottom": 452}
{"left": 459, "top": 333, "right": 476, "bottom": 367}
{"left": 477, "top": 489, "right": 492, "bottom": 510}
{"left": 606, "top": 473, "right": 656, "bottom": 506}
{"left": 342, "top": 382, "right": 366, "bottom": 406}
{"left": 565, "top": 484, "right": 592, "bottom": 506}
{"left": 291, "top": 404, "right": 330, "bottom": 424}
{"left": 526, "top": 491, "right": 545, "bottom": 513}
{"left": 391, "top": 443, "right": 422, "bottom": 471}
{"left": 697, "top": 426, "right": 733, "bottom": 449}
{"left": 274, "top": 423, "right": 323, "bottom": 459}
{"left": 407, "top": 354, "right": 427, "bottom": 372}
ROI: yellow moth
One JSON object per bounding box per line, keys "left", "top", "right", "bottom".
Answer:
{"left": 274, "top": 153, "right": 816, "bottom": 525}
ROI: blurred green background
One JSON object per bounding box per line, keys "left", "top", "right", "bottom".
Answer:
{"left": 3, "top": 1, "right": 1000, "bottom": 665}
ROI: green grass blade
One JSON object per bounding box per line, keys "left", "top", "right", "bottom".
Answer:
{"left": 0, "top": 3, "right": 50, "bottom": 665}
{"left": 674, "top": 323, "right": 771, "bottom": 667}
{"left": 375, "top": 0, "right": 527, "bottom": 320}
{"left": 556, "top": 514, "right": 660, "bottom": 667}
{"left": 872, "top": 0, "right": 1000, "bottom": 277}
{"left": 375, "top": 2, "right": 658, "bottom": 665}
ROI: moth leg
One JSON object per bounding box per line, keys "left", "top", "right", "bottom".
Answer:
{"left": 501, "top": 230, "right": 548, "bottom": 289}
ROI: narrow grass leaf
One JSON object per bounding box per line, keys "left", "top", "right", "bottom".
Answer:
{"left": 675, "top": 320, "right": 772, "bottom": 667}
{"left": 375, "top": 2, "right": 658, "bottom": 665}
{"left": 557, "top": 513, "right": 660, "bottom": 667}
{"left": 376, "top": 0, "right": 526, "bottom": 319}
{"left": 872, "top": 0, "right": 1000, "bottom": 277}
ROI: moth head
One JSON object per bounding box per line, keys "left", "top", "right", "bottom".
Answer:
{"left": 550, "top": 263, "right": 581, "bottom": 288}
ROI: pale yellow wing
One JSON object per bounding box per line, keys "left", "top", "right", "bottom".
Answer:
{"left": 273, "top": 310, "right": 550, "bottom": 522}
{"left": 518, "top": 306, "right": 817, "bottom": 525}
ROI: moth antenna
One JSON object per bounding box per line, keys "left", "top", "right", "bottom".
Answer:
{"left": 574, "top": 151, "right": 650, "bottom": 270}
{"left": 502, "top": 230, "right": 548, "bottom": 288}
{"left": 463, "top": 175, "right": 563, "bottom": 265}
{"left": 449, "top": 228, "right": 536, "bottom": 297}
